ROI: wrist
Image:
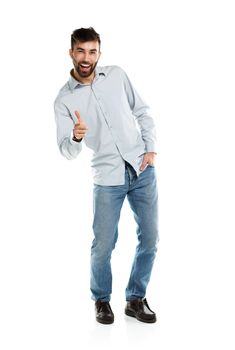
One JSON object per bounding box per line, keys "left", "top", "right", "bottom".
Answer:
{"left": 72, "top": 134, "right": 83, "bottom": 142}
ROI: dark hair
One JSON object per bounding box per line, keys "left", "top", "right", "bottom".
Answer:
{"left": 71, "top": 27, "right": 101, "bottom": 50}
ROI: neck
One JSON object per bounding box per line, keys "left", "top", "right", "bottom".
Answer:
{"left": 72, "top": 69, "right": 95, "bottom": 85}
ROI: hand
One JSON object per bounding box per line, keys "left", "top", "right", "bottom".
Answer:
{"left": 139, "top": 152, "right": 156, "bottom": 171}
{"left": 73, "top": 111, "right": 88, "bottom": 140}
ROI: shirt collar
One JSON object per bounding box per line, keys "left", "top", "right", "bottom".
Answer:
{"left": 68, "top": 66, "right": 106, "bottom": 90}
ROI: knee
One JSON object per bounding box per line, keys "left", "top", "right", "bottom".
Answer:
{"left": 140, "top": 229, "right": 159, "bottom": 250}
{"left": 91, "top": 238, "right": 116, "bottom": 260}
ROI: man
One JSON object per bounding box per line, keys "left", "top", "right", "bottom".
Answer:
{"left": 54, "top": 27, "right": 159, "bottom": 324}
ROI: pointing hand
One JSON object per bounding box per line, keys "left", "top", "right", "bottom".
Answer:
{"left": 73, "top": 111, "right": 88, "bottom": 140}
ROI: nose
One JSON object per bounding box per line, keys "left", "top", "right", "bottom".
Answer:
{"left": 84, "top": 52, "right": 90, "bottom": 62}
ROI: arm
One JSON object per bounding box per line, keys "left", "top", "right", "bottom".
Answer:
{"left": 54, "top": 99, "right": 83, "bottom": 160}
{"left": 123, "top": 71, "right": 157, "bottom": 154}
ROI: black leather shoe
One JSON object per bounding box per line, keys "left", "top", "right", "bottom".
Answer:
{"left": 125, "top": 298, "right": 157, "bottom": 323}
{"left": 95, "top": 300, "right": 114, "bottom": 324}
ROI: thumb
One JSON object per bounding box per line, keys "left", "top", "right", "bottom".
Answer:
{"left": 74, "top": 110, "right": 81, "bottom": 124}
{"left": 140, "top": 157, "right": 148, "bottom": 171}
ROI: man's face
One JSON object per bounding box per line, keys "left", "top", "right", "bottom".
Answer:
{"left": 70, "top": 40, "right": 101, "bottom": 78}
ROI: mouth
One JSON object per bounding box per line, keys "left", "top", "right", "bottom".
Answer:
{"left": 80, "top": 63, "right": 91, "bottom": 71}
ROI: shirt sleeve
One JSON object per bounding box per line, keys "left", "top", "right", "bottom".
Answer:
{"left": 54, "top": 98, "right": 82, "bottom": 159}
{"left": 122, "top": 70, "right": 157, "bottom": 153}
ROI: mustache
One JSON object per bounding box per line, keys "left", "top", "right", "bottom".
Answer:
{"left": 72, "top": 56, "right": 92, "bottom": 66}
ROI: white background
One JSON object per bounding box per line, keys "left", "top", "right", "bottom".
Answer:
{"left": 0, "top": 0, "right": 235, "bottom": 349}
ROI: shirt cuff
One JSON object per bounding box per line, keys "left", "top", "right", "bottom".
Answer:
{"left": 145, "top": 143, "right": 157, "bottom": 154}
{"left": 70, "top": 133, "right": 83, "bottom": 146}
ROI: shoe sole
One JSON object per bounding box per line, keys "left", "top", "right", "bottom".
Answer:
{"left": 96, "top": 317, "right": 114, "bottom": 325}
{"left": 125, "top": 309, "right": 156, "bottom": 323}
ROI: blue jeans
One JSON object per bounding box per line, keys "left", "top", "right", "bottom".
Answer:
{"left": 91, "top": 162, "right": 159, "bottom": 301}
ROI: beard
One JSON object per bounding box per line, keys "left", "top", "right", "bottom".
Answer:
{"left": 74, "top": 60, "right": 98, "bottom": 78}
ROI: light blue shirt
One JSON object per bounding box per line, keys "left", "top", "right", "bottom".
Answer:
{"left": 54, "top": 65, "right": 157, "bottom": 185}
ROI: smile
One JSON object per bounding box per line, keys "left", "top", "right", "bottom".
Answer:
{"left": 80, "top": 64, "right": 91, "bottom": 68}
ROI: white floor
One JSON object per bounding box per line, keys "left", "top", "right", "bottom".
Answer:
{"left": 1, "top": 239, "right": 234, "bottom": 350}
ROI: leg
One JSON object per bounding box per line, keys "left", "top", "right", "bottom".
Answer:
{"left": 126, "top": 166, "right": 159, "bottom": 300}
{"left": 91, "top": 183, "right": 127, "bottom": 301}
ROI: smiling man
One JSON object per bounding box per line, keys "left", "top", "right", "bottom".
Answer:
{"left": 54, "top": 27, "right": 159, "bottom": 325}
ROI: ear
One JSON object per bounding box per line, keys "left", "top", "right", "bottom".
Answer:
{"left": 69, "top": 48, "right": 73, "bottom": 58}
